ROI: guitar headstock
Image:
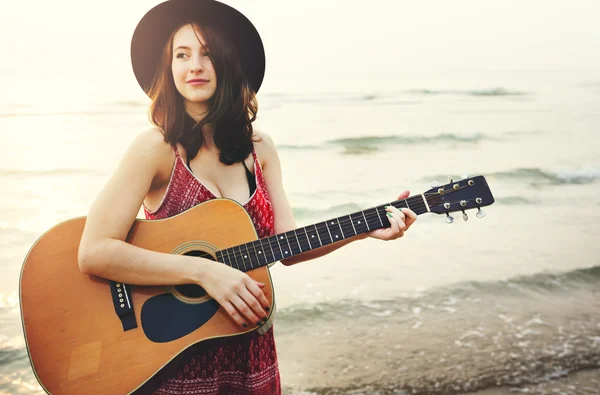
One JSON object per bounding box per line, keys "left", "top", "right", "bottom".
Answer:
{"left": 424, "top": 175, "right": 494, "bottom": 223}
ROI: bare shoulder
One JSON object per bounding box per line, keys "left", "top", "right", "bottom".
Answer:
{"left": 252, "top": 130, "right": 278, "bottom": 167}
{"left": 124, "top": 127, "right": 175, "bottom": 185}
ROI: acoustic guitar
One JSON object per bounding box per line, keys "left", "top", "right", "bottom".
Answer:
{"left": 19, "top": 175, "right": 494, "bottom": 394}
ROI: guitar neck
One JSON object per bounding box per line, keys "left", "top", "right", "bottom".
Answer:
{"left": 215, "top": 194, "right": 429, "bottom": 271}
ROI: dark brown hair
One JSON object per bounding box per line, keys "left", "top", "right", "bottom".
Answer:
{"left": 148, "top": 22, "right": 258, "bottom": 165}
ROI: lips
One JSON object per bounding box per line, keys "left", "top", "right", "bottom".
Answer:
{"left": 187, "top": 78, "right": 209, "bottom": 84}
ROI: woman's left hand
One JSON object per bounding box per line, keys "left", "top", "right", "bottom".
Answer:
{"left": 365, "top": 190, "right": 417, "bottom": 241}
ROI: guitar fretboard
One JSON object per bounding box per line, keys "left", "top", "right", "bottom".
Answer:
{"left": 215, "top": 195, "right": 429, "bottom": 271}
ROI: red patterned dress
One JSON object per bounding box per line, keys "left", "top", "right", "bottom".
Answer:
{"left": 142, "top": 145, "right": 281, "bottom": 395}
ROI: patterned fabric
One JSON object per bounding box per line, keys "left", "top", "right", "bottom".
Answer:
{"left": 142, "top": 146, "right": 280, "bottom": 395}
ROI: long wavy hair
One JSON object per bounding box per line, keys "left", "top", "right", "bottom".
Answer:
{"left": 147, "top": 21, "right": 258, "bottom": 165}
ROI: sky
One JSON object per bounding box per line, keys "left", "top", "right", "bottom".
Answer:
{"left": 0, "top": 0, "right": 598, "bottom": 97}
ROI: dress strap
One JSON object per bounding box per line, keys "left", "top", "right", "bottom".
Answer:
{"left": 173, "top": 144, "right": 180, "bottom": 158}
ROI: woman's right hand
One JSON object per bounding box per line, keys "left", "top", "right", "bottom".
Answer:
{"left": 198, "top": 262, "right": 270, "bottom": 328}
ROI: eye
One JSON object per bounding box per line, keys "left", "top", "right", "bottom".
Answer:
{"left": 175, "top": 52, "right": 189, "bottom": 59}
{"left": 202, "top": 51, "right": 211, "bottom": 58}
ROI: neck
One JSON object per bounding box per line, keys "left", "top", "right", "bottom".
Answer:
{"left": 215, "top": 194, "right": 430, "bottom": 272}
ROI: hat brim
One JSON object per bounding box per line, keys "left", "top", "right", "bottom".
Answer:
{"left": 131, "top": 0, "right": 265, "bottom": 96}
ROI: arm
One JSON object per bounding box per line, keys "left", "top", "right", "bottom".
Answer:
{"left": 78, "top": 129, "right": 269, "bottom": 327}
{"left": 257, "top": 132, "right": 417, "bottom": 267}
{"left": 78, "top": 129, "right": 206, "bottom": 284}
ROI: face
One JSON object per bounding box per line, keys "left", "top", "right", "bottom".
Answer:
{"left": 171, "top": 24, "right": 217, "bottom": 111}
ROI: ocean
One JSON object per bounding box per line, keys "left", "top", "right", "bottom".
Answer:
{"left": 1, "top": 69, "right": 599, "bottom": 394}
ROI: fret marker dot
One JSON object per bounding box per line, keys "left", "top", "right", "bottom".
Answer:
{"left": 335, "top": 235, "right": 339, "bottom": 238}
{"left": 358, "top": 221, "right": 361, "bottom": 224}
{"left": 280, "top": 236, "right": 284, "bottom": 239}
{"left": 331, "top": 222, "right": 334, "bottom": 225}
{"left": 244, "top": 255, "right": 247, "bottom": 258}
{"left": 258, "top": 251, "right": 262, "bottom": 254}
{"left": 285, "top": 251, "right": 289, "bottom": 254}
{"left": 311, "top": 235, "right": 315, "bottom": 238}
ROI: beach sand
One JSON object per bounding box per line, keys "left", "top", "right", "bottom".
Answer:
{"left": 277, "top": 288, "right": 600, "bottom": 394}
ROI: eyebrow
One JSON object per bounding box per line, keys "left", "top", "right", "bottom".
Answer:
{"left": 173, "top": 45, "right": 208, "bottom": 52}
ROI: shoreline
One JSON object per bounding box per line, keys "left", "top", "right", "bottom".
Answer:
{"left": 277, "top": 289, "right": 600, "bottom": 394}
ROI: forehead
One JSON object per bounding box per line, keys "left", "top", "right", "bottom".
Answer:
{"left": 172, "top": 24, "right": 207, "bottom": 47}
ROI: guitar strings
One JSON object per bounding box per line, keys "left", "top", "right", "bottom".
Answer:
{"left": 217, "top": 186, "right": 479, "bottom": 268}
{"left": 218, "top": 199, "right": 431, "bottom": 268}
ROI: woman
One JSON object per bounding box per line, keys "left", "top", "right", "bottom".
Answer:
{"left": 78, "top": 0, "right": 417, "bottom": 393}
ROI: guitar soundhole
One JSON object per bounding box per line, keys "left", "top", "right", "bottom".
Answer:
{"left": 173, "top": 250, "right": 215, "bottom": 298}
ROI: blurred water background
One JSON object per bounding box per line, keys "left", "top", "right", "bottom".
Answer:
{"left": 1, "top": 0, "right": 599, "bottom": 393}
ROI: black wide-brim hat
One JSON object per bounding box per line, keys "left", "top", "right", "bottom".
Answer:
{"left": 131, "top": 0, "right": 265, "bottom": 96}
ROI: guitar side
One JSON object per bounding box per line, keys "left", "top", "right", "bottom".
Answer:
{"left": 19, "top": 199, "right": 275, "bottom": 395}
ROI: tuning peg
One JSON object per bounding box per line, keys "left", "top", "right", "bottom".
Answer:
{"left": 430, "top": 181, "right": 440, "bottom": 188}
{"left": 448, "top": 176, "right": 454, "bottom": 183}
{"left": 445, "top": 213, "right": 454, "bottom": 224}
{"left": 462, "top": 210, "right": 468, "bottom": 221}
{"left": 476, "top": 207, "right": 486, "bottom": 218}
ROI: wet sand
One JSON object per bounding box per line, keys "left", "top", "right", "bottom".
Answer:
{"left": 276, "top": 288, "right": 600, "bottom": 394}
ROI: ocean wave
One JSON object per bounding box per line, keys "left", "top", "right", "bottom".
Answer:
{"left": 279, "top": 133, "right": 491, "bottom": 153}
{"left": 490, "top": 167, "right": 600, "bottom": 186}
{"left": 0, "top": 168, "right": 100, "bottom": 178}
{"left": 278, "top": 265, "right": 600, "bottom": 321}
{"left": 409, "top": 87, "right": 530, "bottom": 97}
{"left": 425, "top": 167, "right": 600, "bottom": 189}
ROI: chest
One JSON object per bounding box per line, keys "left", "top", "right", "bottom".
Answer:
{"left": 187, "top": 151, "right": 256, "bottom": 205}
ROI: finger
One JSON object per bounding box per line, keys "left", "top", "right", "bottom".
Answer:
{"left": 222, "top": 301, "right": 248, "bottom": 328}
{"left": 231, "top": 295, "right": 261, "bottom": 326}
{"left": 255, "top": 281, "right": 266, "bottom": 288}
{"left": 386, "top": 211, "right": 401, "bottom": 238}
{"left": 239, "top": 287, "right": 268, "bottom": 320}
{"left": 396, "top": 190, "right": 410, "bottom": 200}
{"left": 401, "top": 208, "right": 417, "bottom": 228}
{"left": 248, "top": 280, "right": 270, "bottom": 312}
{"left": 390, "top": 211, "right": 407, "bottom": 236}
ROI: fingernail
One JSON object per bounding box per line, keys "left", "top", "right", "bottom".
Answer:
{"left": 256, "top": 321, "right": 262, "bottom": 326}
{"left": 265, "top": 306, "right": 270, "bottom": 311}
{"left": 242, "top": 323, "right": 248, "bottom": 328}
{"left": 387, "top": 213, "right": 392, "bottom": 217}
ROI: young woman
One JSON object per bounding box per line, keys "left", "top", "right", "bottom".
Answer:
{"left": 78, "top": 0, "right": 417, "bottom": 393}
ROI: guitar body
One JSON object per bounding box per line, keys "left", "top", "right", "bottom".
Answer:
{"left": 19, "top": 199, "right": 274, "bottom": 395}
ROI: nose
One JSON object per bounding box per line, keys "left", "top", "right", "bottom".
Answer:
{"left": 189, "top": 53, "right": 205, "bottom": 74}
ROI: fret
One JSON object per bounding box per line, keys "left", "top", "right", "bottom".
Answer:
{"left": 361, "top": 210, "right": 371, "bottom": 231}
{"left": 364, "top": 208, "right": 382, "bottom": 230}
{"left": 261, "top": 238, "right": 276, "bottom": 263}
{"left": 315, "top": 221, "right": 333, "bottom": 245}
{"left": 268, "top": 236, "right": 284, "bottom": 261}
{"left": 252, "top": 240, "right": 267, "bottom": 267}
{"left": 216, "top": 250, "right": 223, "bottom": 264}
{"left": 335, "top": 218, "right": 345, "bottom": 239}
{"left": 294, "top": 229, "right": 310, "bottom": 251}
{"left": 338, "top": 215, "right": 356, "bottom": 238}
{"left": 275, "top": 234, "right": 291, "bottom": 259}
{"left": 377, "top": 206, "right": 390, "bottom": 228}
{"left": 244, "top": 242, "right": 259, "bottom": 269}
{"left": 327, "top": 219, "right": 343, "bottom": 241}
{"left": 236, "top": 245, "right": 248, "bottom": 271}
{"left": 226, "top": 247, "right": 237, "bottom": 269}
{"left": 350, "top": 212, "right": 369, "bottom": 234}
{"left": 305, "top": 225, "right": 322, "bottom": 249}
{"left": 287, "top": 231, "right": 302, "bottom": 255}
